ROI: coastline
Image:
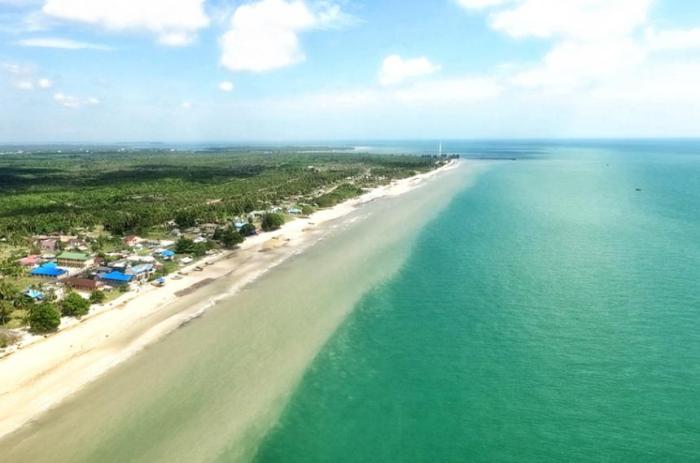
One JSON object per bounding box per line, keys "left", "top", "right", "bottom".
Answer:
{"left": 0, "top": 160, "right": 460, "bottom": 441}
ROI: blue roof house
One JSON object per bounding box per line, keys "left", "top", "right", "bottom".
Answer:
{"left": 24, "top": 288, "right": 45, "bottom": 300}
{"left": 160, "top": 249, "right": 175, "bottom": 259}
{"left": 130, "top": 263, "right": 154, "bottom": 275}
{"left": 99, "top": 271, "right": 134, "bottom": 285}
{"left": 31, "top": 262, "right": 67, "bottom": 278}
{"left": 128, "top": 264, "right": 155, "bottom": 282}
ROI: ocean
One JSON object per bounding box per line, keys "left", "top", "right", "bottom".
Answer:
{"left": 2, "top": 141, "right": 699, "bottom": 462}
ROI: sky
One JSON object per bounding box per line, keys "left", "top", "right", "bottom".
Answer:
{"left": 1, "top": 0, "right": 700, "bottom": 142}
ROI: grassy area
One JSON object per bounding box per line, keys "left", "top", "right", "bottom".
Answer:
{"left": 4, "top": 308, "right": 28, "bottom": 329}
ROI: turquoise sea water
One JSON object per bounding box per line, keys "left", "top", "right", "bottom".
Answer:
{"left": 253, "top": 141, "right": 700, "bottom": 462}
{"left": 1, "top": 141, "right": 699, "bottom": 462}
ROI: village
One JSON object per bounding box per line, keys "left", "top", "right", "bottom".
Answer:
{"left": 0, "top": 149, "right": 443, "bottom": 351}
{"left": 0, "top": 207, "right": 306, "bottom": 346}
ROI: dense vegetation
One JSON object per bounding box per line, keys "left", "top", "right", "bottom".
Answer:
{"left": 0, "top": 148, "right": 439, "bottom": 335}
{"left": 314, "top": 183, "right": 365, "bottom": 208}
{"left": 28, "top": 302, "right": 60, "bottom": 333}
{"left": 261, "top": 212, "right": 285, "bottom": 232}
{"left": 0, "top": 149, "right": 435, "bottom": 241}
{"left": 60, "top": 292, "right": 90, "bottom": 318}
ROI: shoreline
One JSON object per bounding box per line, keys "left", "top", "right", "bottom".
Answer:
{"left": 0, "top": 160, "right": 460, "bottom": 441}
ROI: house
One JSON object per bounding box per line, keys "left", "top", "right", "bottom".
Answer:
{"left": 66, "top": 238, "right": 86, "bottom": 250}
{"left": 58, "top": 235, "right": 77, "bottom": 244}
{"left": 107, "top": 259, "right": 129, "bottom": 271}
{"left": 180, "top": 257, "right": 193, "bottom": 265}
{"left": 127, "top": 264, "right": 155, "bottom": 283}
{"left": 64, "top": 277, "right": 103, "bottom": 291}
{"left": 98, "top": 271, "right": 134, "bottom": 286}
{"left": 39, "top": 238, "right": 58, "bottom": 252}
{"left": 56, "top": 251, "right": 93, "bottom": 268}
{"left": 127, "top": 255, "right": 155, "bottom": 264}
{"left": 160, "top": 249, "right": 176, "bottom": 260}
{"left": 31, "top": 262, "right": 67, "bottom": 279}
{"left": 17, "top": 255, "right": 41, "bottom": 267}
{"left": 192, "top": 236, "right": 207, "bottom": 244}
{"left": 123, "top": 235, "right": 142, "bottom": 247}
{"left": 24, "top": 288, "right": 45, "bottom": 300}
{"left": 287, "top": 207, "right": 302, "bottom": 215}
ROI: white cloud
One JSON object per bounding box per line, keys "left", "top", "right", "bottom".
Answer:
{"left": 589, "top": 61, "right": 700, "bottom": 103}
{"left": 53, "top": 92, "right": 78, "bottom": 107}
{"left": 511, "top": 39, "right": 646, "bottom": 89}
{"left": 53, "top": 92, "right": 99, "bottom": 108}
{"left": 42, "top": 0, "right": 209, "bottom": 46}
{"left": 489, "top": 0, "right": 652, "bottom": 41}
{"left": 465, "top": 0, "right": 654, "bottom": 91}
{"left": 218, "top": 81, "right": 234, "bottom": 92}
{"left": 379, "top": 55, "right": 441, "bottom": 86}
{"left": 392, "top": 77, "right": 502, "bottom": 104}
{"left": 263, "top": 75, "right": 501, "bottom": 113}
{"left": 2, "top": 62, "right": 31, "bottom": 75}
{"left": 15, "top": 80, "right": 34, "bottom": 90}
{"left": 220, "top": 0, "right": 344, "bottom": 72}
{"left": 2, "top": 62, "right": 54, "bottom": 91}
{"left": 0, "top": 0, "right": 43, "bottom": 5}
{"left": 17, "top": 37, "right": 111, "bottom": 50}
{"left": 646, "top": 27, "right": 700, "bottom": 51}
{"left": 181, "top": 101, "right": 193, "bottom": 109}
{"left": 456, "top": 0, "right": 507, "bottom": 10}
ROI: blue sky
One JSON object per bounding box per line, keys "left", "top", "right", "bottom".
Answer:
{"left": 1, "top": 0, "right": 700, "bottom": 142}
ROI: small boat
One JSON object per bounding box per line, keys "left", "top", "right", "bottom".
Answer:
{"left": 194, "top": 266, "right": 204, "bottom": 272}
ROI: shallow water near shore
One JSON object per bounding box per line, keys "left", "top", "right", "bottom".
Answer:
{"left": 253, "top": 141, "right": 700, "bottom": 462}
{"left": 0, "top": 163, "right": 474, "bottom": 462}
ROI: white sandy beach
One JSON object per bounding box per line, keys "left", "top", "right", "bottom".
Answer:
{"left": 0, "top": 160, "right": 459, "bottom": 440}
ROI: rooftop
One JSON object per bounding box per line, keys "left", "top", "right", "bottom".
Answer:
{"left": 99, "top": 271, "right": 134, "bottom": 283}
{"left": 31, "top": 263, "right": 67, "bottom": 277}
{"left": 57, "top": 251, "right": 90, "bottom": 261}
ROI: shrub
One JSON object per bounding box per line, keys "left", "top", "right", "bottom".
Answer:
{"left": 89, "top": 290, "right": 106, "bottom": 304}
{"left": 220, "top": 227, "right": 244, "bottom": 249}
{"left": 29, "top": 302, "right": 60, "bottom": 333}
{"left": 261, "top": 212, "right": 285, "bottom": 232}
{"left": 239, "top": 223, "right": 257, "bottom": 236}
{"left": 61, "top": 292, "right": 90, "bottom": 318}
{"left": 175, "top": 238, "right": 209, "bottom": 257}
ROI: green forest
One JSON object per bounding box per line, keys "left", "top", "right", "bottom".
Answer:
{"left": 0, "top": 148, "right": 437, "bottom": 241}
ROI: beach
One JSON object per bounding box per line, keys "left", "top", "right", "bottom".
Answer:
{"left": 0, "top": 160, "right": 459, "bottom": 442}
